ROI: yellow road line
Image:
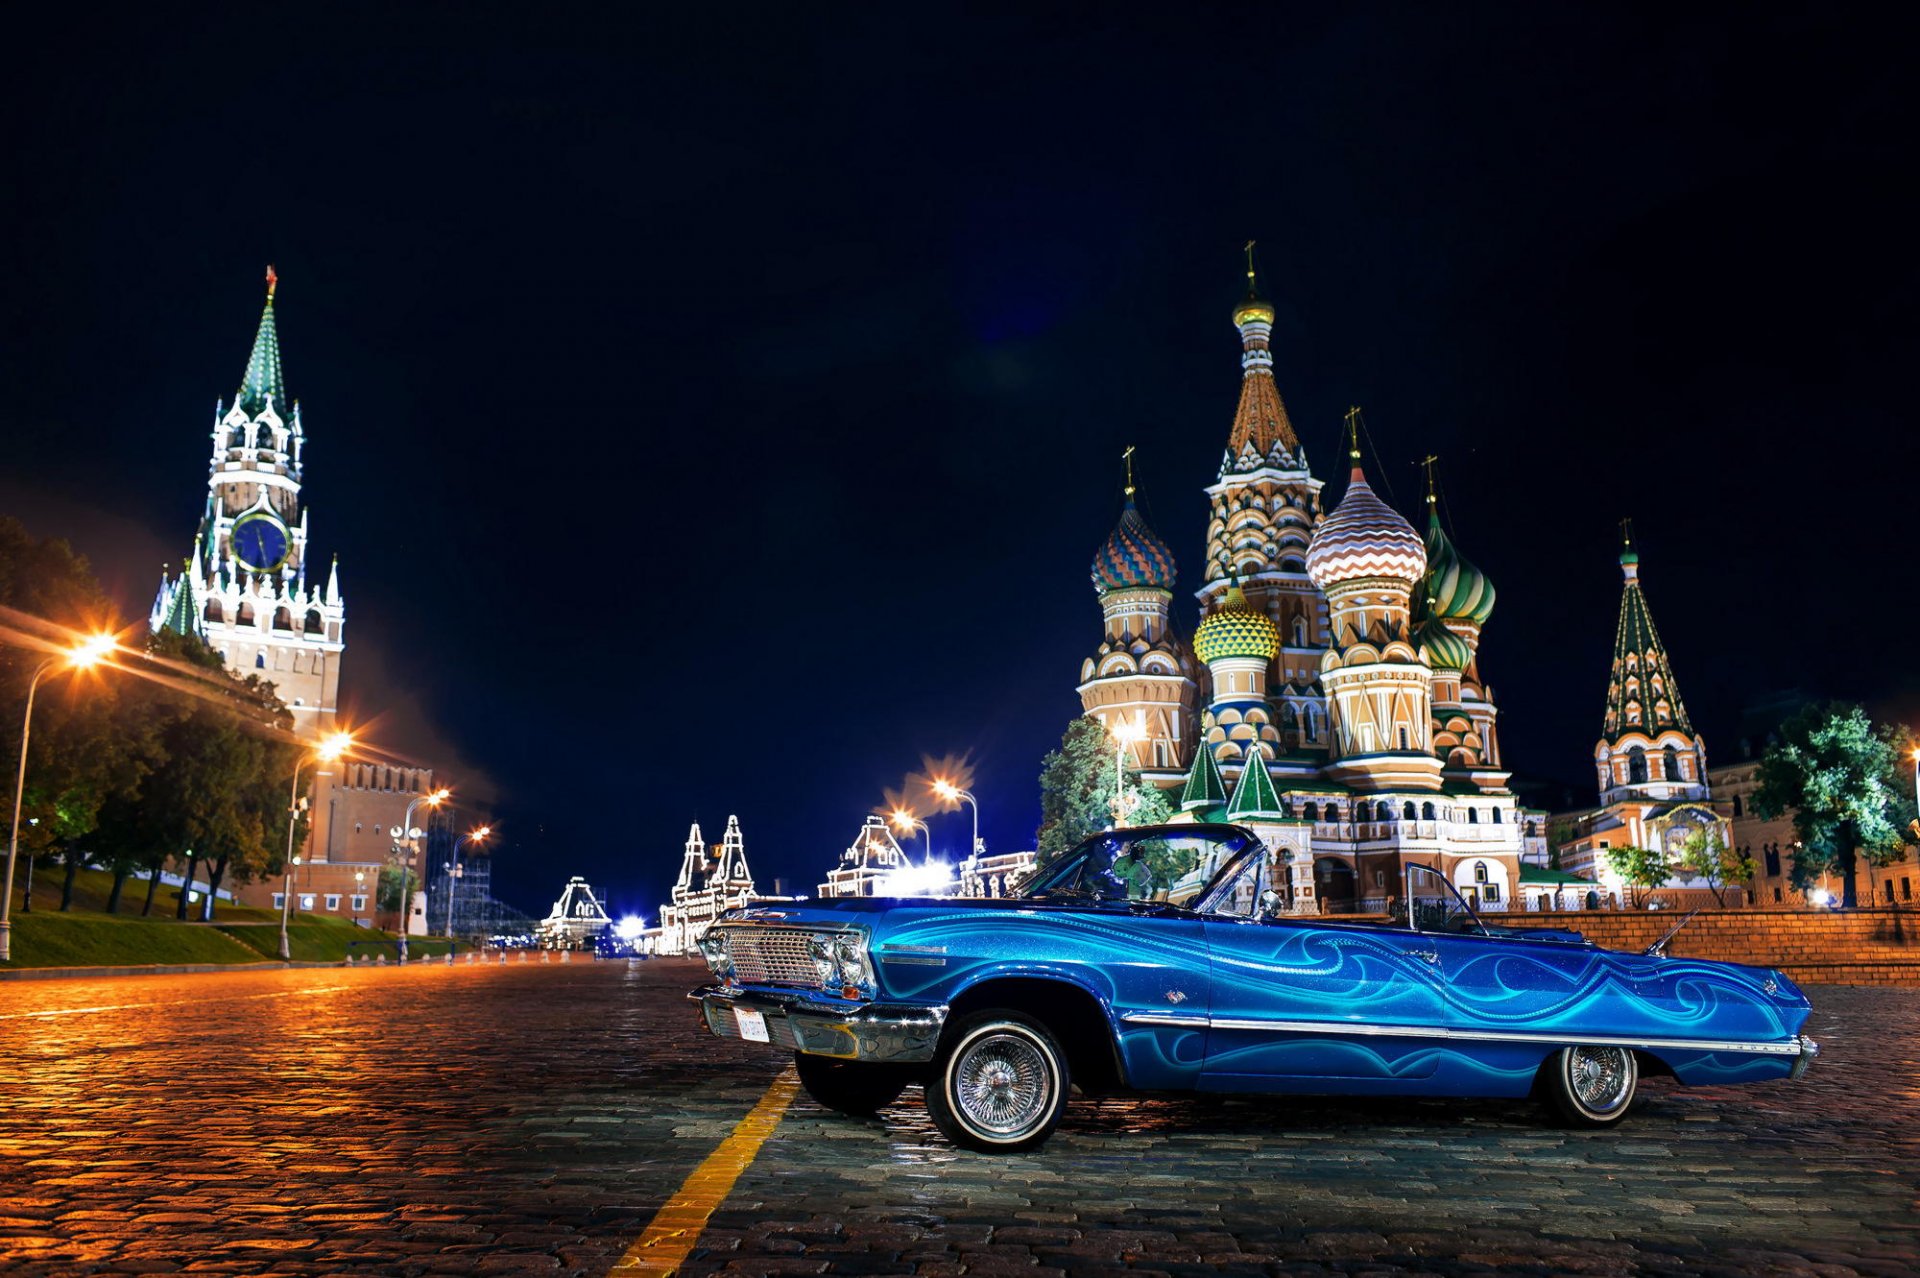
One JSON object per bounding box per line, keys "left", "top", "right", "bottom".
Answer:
{"left": 610, "top": 1067, "right": 800, "bottom": 1275}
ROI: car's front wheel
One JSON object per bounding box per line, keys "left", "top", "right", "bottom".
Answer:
{"left": 925, "top": 1010, "right": 1070, "bottom": 1153}
{"left": 1544, "top": 1044, "right": 1638, "bottom": 1127}
{"left": 793, "top": 1053, "right": 914, "bottom": 1116}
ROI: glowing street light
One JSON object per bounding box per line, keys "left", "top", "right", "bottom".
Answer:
{"left": 1110, "top": 717, "right": 1147, "bottom": 828}
{"left": 891, "top": 808, "right": 935, "bottom": 867}
{"left": 394, "top": 787, "right": 450, "bottom": 962}
{"left": 277, "top": 731, "right": 355, "bottom": 961}
{"left": 931, "top": 779, "right": 981, "bottom": 859}
{"left": 443, "top": 824, "right": 491, "bottom": 946}
{"left": 2, "top": 633, "right": 121, "bottom": 962}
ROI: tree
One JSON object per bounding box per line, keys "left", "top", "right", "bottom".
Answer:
{"left": 1603, "top": 844, "right": 1670, "bottom": 908}
{"left": 1035, "top": 717, "right": 1174, "bottom": 866}
{"left": 1753, "top": 703, "right": 1916, "bottom": 909}
{"left": 1675, "top": 828, "right": 1754, "bottom": 907}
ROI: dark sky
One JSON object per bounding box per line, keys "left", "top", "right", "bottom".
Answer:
{"left": 3, "top": 4, "right": 1915, "bottom": 917}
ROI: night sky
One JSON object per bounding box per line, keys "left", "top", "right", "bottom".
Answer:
{"left": 3, "top": 5, "right": 1914, "bottom": 917}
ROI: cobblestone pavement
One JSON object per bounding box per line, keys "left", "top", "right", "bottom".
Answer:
{"left": 0, "top": 961, "right": 1914, "bottom": 1277}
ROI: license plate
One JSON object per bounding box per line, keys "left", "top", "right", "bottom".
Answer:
{"left": 733, "top": 1007, "right": 770, "bottom": 1043}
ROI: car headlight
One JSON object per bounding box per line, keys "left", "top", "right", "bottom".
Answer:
{"left": 834, "top": 934, "right": 872, "bottom": 989}
{"left": 801, "top": 930, "right": 872, "bottom": 998}
{"left": 806, "top": 934, "right": 839, "bottom": 986}
{"left": 697, "top": 930, "right": 734, "bottom": 981}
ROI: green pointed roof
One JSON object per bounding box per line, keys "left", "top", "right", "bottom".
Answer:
{"left": 1225, "top": 747, "right": 1284, "bottom": 818}
{"left": 1601, "top": 542, "right": 1694, "bottom": 741}
{"left": 1179, "top": 742, "right": 1228, "bottom": 811}
{"left": 159, "top": 571, "right": 200, "bottom": 638}
{"left": 236, "top": 267, "right": 285, "bottom": 416}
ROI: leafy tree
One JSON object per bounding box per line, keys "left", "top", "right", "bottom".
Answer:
{"left": 1753, "top": 703, "right": 1917, "bottom": 909}
{"left": 1603, "top": 844, "right": 1669, "bottom": 908}
{"left": 1035, "top": 717, "right": 1174, "bottom": 866}
{"left": 1675, "top": 827, "right": 1754, "bottom": 907}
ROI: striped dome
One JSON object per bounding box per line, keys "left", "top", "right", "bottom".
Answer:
{"left": 1422, "top": 510, "right": 1495, "bottom": 626}
{"left": 1306, "top": 466, "right": 1427, "bottom": 589}
{"left": 1416, "top": 615, "right": 1472, "bottom": 672}
{"left": 1090, "top": 499, "right": 1177, "bottom": 594}
{"left": 1194, "top": 584, "right": 1280, "bottom": 664}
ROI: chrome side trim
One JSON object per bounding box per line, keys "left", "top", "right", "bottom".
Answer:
{"left": 1118, "top": 1012, "right": 1803, "bottom": 1057}
{"left": 1791, "top": 1034, "right": 1819, "bottom": 1078}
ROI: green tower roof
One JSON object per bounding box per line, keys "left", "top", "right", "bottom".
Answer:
{"left": 159, "top": 569, "right": 201, "bottom": 639}
{"left": 1601, "top": 541, "right": 1694, "bottom": 741}
{"left": 237, "top": 266, "right": 285, "bottom": 416}
{"left": 1179, "top": 741, "right": 1228, "bottom": 811}
{"left": 1224, "top": 747, "right": 1284, "bottom": 818}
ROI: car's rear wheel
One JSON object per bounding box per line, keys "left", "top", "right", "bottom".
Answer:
{"left": 1544, "top": 1045, "right": 1638, "bottom": 1127}
{"left": 925, "top": 1010, "right": 1069, "bottom": 1153}
{"left": 793, "top": 1053, "right": 914, "bottom": 1116}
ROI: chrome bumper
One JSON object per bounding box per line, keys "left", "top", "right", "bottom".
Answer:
{"left": 1791, "top": 1034, "right": 1819, "bottom": 1079}
{"left": 691, "top": 984, "right": 948, "bottom": 1063}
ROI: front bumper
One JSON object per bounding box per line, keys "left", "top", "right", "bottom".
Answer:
{"left": 1791, "top": 1034, "right": 1820, "bottom": 1079}
{"left": 692, "top": 984, "right": 948, "bottom": 1063}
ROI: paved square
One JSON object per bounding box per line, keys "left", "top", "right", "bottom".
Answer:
{"left": 0, "top": 959, "right": 1911, "bottom": 1276}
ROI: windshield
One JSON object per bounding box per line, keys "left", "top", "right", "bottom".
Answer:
{"left": 1403, "top": 862, "right": 1489, "bottom": 935}
{"left": 1023, "top": 827, "right": 1253, "bottom": 907}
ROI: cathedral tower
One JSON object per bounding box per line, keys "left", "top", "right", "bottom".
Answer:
{"left": 1192, "top": 582, "right": 1282, "bottom": 765}
{"left": 1078, "top": 462, "right": 1198, "bottom": 775}
{"left": 1414, "top": 463, "right": 1506, "bottom": 788}
{"left": 1595, "top": 531, "right": 1708, "bottom": 804}
{"left": 150, "top": 268, "right": 345, "bottom": 739}
{"left": 1304, "top": 416, "right": 1441, "bottom": 792}
{"left": 1198, "top": 251, "right": 1326, "bottom": 694}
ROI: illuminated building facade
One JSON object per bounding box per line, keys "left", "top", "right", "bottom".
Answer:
{"left": 1080, "top": 269, "right": 1531, "bottom": 912}
{"left": 655, "top": 816, "right": 757, "bottom": 954}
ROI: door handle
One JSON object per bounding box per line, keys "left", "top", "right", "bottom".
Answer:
{"left": 1409, "top": 948, "right": 1439, "bottom": 965}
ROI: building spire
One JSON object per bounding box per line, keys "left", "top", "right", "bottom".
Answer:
{"left": 1225, "top": 247, "right": 1299, "bottom": 469}
{"left": 1344, "top": 406, "right": 1363, "bottom": 478}
{"left": 1601, "top": 535, "right": 1692, "bottom": 742}
{"left": 237, "top": 265, "right": 285, "bottom": 416}
{"left": 1122, "top": 444, "right": 1136, "bottom": 499}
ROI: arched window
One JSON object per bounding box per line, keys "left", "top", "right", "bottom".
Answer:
{"left": 1325, "top": 803, "right": 1341, "bottom": 824}
{"left": 1467, "top": 808, "right": 1478, "bottom": 824}
{"left": 1473, "top": 861, "right": 1489, "bottom": 883}
{"left": 255, "top": 652, "right": 266, "bottom": 668}
{"left": 1291, "top": 616, "right": 1307, "bottom": 647}
{"left": 1302, "top": 801, "right": 1319, "bottom": 821}
{"left": 1398, "top": 726, "right": 1409, "bottom": 750}
{"left": 1491, "top": 808, "right": 1503, "bottom": 824}
{"left": 272, "top": 607, "right": 294, "bottom": 632}
{"left": 1664, "top": 744, "right": 1682, "bottom": 780}
{"left": 1628, "top": 747, "right": 1648, "bottom": 785}
{"left": 236, "top": 603, "right": 255, "bottom": 627}
{"left": 1732, "top": 795, "right": 1744, "bottom": 817}
{"left": 1377, "top": 801, "right": 1392, "bottom": 821}
{"left": 1403, "top": 800, "right": 1416, "bottom": 820}
{"left": 1422, "top": 801, "right": 1436, "bottom": 820}
{"left": 1280, "top": 703, "right": 1298, "bottom": 730}
{"left": 305, "top": 610, "right": 324, "bottom": 635}
{"left": 203, "top": 600, "right": 223, "bottom": 623}
{"left": 1526, "top": 820, "right": 1539, "bottom": 837}
{"left": 257, "top": 425, "right": 275, "bottom": 449}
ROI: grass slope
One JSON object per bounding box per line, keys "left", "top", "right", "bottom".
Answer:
{"left": 2, "top": 913, "right": 264, "bottom": 968}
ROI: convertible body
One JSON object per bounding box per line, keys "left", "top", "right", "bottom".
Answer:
{"left": 691, "top": 824, "right": 1814, "bottom": 1150}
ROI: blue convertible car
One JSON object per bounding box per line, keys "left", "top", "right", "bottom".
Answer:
{"left": 692, "top": 823, "right": 1816, "bottom": 1152}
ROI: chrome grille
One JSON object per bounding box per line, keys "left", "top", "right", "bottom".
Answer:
{"left": 722, "top": 929, "right": 820, "bottom": 987}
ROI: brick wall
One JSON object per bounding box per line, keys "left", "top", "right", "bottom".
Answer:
{"left": 1494, "top": 907, "right": 1920, "bottom": 985}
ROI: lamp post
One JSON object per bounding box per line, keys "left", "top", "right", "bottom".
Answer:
{"left": 890, "top": 808, "right": 934, "bottom": 867}
{"left": 393, "top": 787, "right": 450, "bottom": 962}
{"left": 1109, "top": 718, "right": 1146, "bottom": 828}
{"left": 2, "top": 633, "right": 118, "bottom": 963}
{"left": 277, "top": 731, "right": 354, "bottom": 962}
{"left": 444, "top": 825, "right": 490, "bottom": 943}
{"left": 932, "top": 779, "right": 981, "bottom": 858}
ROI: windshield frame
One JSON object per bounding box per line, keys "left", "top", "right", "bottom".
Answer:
{"left": 1021, "top": 824, "right": 1260, "bottom": 908}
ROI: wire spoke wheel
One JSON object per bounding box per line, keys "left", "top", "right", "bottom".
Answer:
{"left": 1547, "top": 1044, "right": 1638, "bottom": 1127}
{"left": 953, "top": 1033, "right": 1052, "bottom": 1136}
{"left": 927, "top": 1011, "right": 1070, "bottom": 1153}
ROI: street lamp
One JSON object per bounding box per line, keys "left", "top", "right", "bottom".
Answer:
{"left": 2, "top": 633, "right": 119, "bottom": 963}
{"left": 277, "top": 731, "right": 353, "bottom": 961}
{"left": 444, "top": 824, "right": 490, "bottom": 943}
{"left": 932, "top": 779, "right": 981, "bottom": 858}
{"left": 1110, "top": 717, "right": 1147, "bottom": 828}
{"left": 394, "top": 787, "right": 450, "bottom": 962}
{"left": 890, "top": 808, "right": 934, "bottom": 867}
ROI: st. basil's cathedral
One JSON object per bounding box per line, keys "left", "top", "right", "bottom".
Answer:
{"left": 1080, "top": 270, "right": 1546, "bottom": 914}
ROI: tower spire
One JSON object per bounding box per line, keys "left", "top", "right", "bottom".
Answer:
{"left": 237, "top": 264, "right": 285, "bottom": 416}
{"left": 1122, "top": 444, "right": 1136, "bottom": 499}
{"left": 1224, "top": 248, "right": 1299, "bottom": 468}
{"left": 1344, "top": 406, "right": 1363, "bottom": 476}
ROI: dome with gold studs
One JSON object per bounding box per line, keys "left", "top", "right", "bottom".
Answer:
{"left": 1194, "top": 584, "right": 1280, "bottom": 664}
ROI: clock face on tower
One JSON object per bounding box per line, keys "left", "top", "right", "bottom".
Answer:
{"left": 231, "top": 512, "right": 291, "bottom": 573}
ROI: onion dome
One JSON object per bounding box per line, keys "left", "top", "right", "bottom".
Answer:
{"left": 1305, "top": 462, "right": 1426, "bottom": 590}
{"left": 1416, "top": 614, "right": 1472, "bottom": 672}
{"left": 1421, "top": 509, "right": 1496, "bottom": 626}
{"left": 1233, "top": 292, "right": 1276, "bottom": 326}
{"left": 1090, "top": 498, "right": 1177, "bottom": 594}
{"left": 1194, "top": 583, "right": 1280, "bottom": 664}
